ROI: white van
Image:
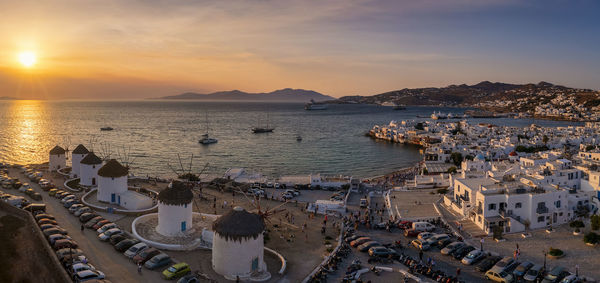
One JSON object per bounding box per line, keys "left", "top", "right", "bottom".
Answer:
{"left": 412, "top": 221, "right": 435, "bottom": 232}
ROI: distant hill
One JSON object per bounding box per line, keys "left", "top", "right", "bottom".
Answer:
{"left": 157, "top": 88, "right": 333, "bottom": 102}
{"left": 334, "top": 81, "right": 600, "bottom": 110}
{"left": 0, "top": 96, "right": 16, "bottom": 100}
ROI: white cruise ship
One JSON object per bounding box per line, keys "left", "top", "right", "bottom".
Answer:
{"left": 304, "top": 99, "right": 328, "bottom": 110}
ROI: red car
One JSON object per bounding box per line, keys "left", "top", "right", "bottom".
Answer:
{"left": 398, "top": 221, "right": 413, "bottom": 229}
{"left": 404, "top": 229, "right": 420, "bottom": 237}
{"left": 350, "top": 237, "right": 372, "bottom": 247}
{"left": 93, "top": 219, "right": 111, "bottom": 230}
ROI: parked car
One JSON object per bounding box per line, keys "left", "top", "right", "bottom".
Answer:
{"left": 441, "top": 241, "right": 465, "bottom": 255}
{"left": 177, "top": 273, "right": 200, "bottom": 283}
{"left": 38, "top": 218, "right": 58, "bottom": 226}
{"left": 358, "top": 241, "right": 381, "bottom": 252}
{"left": 23, "top": 203, "right": 46, "bottom": 213}
{"left": 84, "top": 216, "right": 104, "bottom": 228}
{"left": 69, "top": 263, "right": 96, "bottom": 276}
{"left": 438, "top": 238, "right": 453, "bottom": 249}
{"left": 397, "top": 220, "right": 413, "bottom": 229}
{"left": 64, "top": 199, "right": 81, "bottom": 208}
{"left": 98, "top": 228, "right": 122, "bottom": 241}
{"left": 31, "top": 193, "right": 43, "bottom": 201}
{"left": 93, "top": 220, "right": 112, "bottom": 230}
{"left": 114, "top": 239, "right": 140, "bottom": 252}
{"left": 411, "top": 239, "right": 430, "bottom": 251}
{"left": 560, "top": 275, "right": 582, "bottom": 283}
{"left": 368, "top": 246, "right": 399, "bottom": 259}
{"left": 97, "top": 223, "right": 118, "bottom": 234}
{"left": 48, "top": 234, "right": 72, "bottom": 245}
{"left": 124, "top": 242, "right": 149, "bottom": 258}
{"left": 424, "top": 234, "right": 450, "bottom": 248}
{"left": 489, "top": 257, "right": 515, "bottom": 274}
{"left": 345, "top": 234, "right": 363, "bottom": 243}
{"left": 350, "top": 237, "right": 371, "bottom": 247}
{"left": 513, "top": 261, "right": 535, "bottom": 279}
{"left": 485, "top": 269, "right": 514, "bottom": 283}
{"left": 133, "top": 247, "right": 161, "bottom": 265}
{"left": 404, "top": 229, "right": 420, "bottom": 237}
{"left": 40, "top": 224, "right": 58, "bottom": 231}
{"left": 162, "top": 262, "right": 191, "bottom": 280}
{"left": 461, "top": 249, "right": 486, "bottom": 265}
{"left": 74, "top": 207, "right": 92, "bottom": 217}
{"left": 54, "top": 239, "right": 78, "bottom": 250}
{"left": 56, "top": 248, "right": 84, "bottom": 261}
{"left": 412, "top": 221, "right": 435, "bottom": 232}
{"left": 452, "top": 245, "right": 475, "bottom": 260}
{"left": 477, "top": 256, "right": 502, "bottom": 272}
{"left": 48, "top": 189, "right": 58, "bottom": 196}
{"left": 109, "top": 234, "right": 129, "bottom": 245}
{"left": 417, "top": 232, "right": 434, "bottom": 241}
{"left": 35, "top": 214, "right": 55, "bottom": 221}
{"left": 61, "top": 194, "right": 76, "bottom": 203}
{"left": 542, "top": 266, "right": 569, "bottom": 283}
{"left": 144, "top": 253, "right": 172, "bottom": 270}
{"left": 69, "top": 204, "right": 85, "bottom": 214}
{"left": 73, "top": 270, "right": 105, "bottom": 282}
{"left": 80, "top": 213, "right": 98, "bottom": 223}
{"left": 523, "top": 265, "right": 544, "bottom": 282}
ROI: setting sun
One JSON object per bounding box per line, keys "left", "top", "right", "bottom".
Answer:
{"left": 17, "top": 51, "right": 36, "bottom": 68}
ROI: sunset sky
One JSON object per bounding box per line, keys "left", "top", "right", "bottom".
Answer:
{"left": 1, "top": 0, "right": 599, "bottom": 99}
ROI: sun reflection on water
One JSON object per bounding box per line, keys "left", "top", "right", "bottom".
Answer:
{"left": 1, "top": 100, "right": 52, "bottom": 165}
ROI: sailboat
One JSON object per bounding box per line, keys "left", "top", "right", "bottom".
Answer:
{"left": 199, "top": 112, "right": 218, "bottom": 145}
{"left": 252, "top": 112, "right": 274, "bottom": 133}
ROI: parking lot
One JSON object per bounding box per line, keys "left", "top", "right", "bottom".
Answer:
{"left": 4, "top": 167, "right": 167, "bottom": 282}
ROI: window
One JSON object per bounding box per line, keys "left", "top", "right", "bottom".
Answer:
{"left": 537, "top": 216, "right": 545, "bottom": 223}
{"left": 184, "top": 203, "right": 187, "bottom": 208}
{"left": 555, "top": 200, "right": 561, "bottom": 208}
{"left": 489, "top": 203, "right": 496, "bottom": 210}
{"left": 515, "top": 202, "right": 522, "bottom": 209}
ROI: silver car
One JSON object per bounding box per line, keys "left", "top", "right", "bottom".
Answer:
{"left": 98, "top": 228, "right": 122, "bottom": 241}
{"left": 441, "top": 241, "right": 465, "bottom": 255}
{"left": 124, "top": 242, "right": 148, "bottom": 258}
{"left": 461, "top": 249, "right": 486, "bottom": 265}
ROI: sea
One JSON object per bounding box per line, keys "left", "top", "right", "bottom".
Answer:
{"left": 0, "top": 100, "right": 583, "bottom": 179}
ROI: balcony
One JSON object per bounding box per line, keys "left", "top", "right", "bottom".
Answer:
{"left": 477, "top": 206, "right": 483, "bottom": 214}
{"left": 536, "top": 206, "right": 549, "bottom": 214}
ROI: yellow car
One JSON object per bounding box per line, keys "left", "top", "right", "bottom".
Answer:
{"left": 485, "top": 269, "right": 514, "bottom": 283}
{"left": 48, "top": 189, "right": 58, "bottom": 196}
{"left": 162, "top": 262, "right": 190, "bottom": 280}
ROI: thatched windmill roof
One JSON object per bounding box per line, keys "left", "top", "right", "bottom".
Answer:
{"left": 80, "top": 152, "right": 102, "bottom": 165}
{"left": 97, "top": 159, "right": 128, "bottom": 177}
{"left": 212, "top": 207, "right": 265, "bottom": 242}
{"left": 49, "top": 145, "right": 66, "bottom": 155}
{"left": 158, "top": 181, "right": 193, "bottom": 206}
{"left": 72, "top": 144, "right": 89, "bottom": 155}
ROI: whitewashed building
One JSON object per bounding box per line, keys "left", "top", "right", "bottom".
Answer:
{"left": 212, "top": 207, "right": 269, "bottom": 281}
{"left": 156, "top": 181, "right": 194, "bottom": 236}
{"left": 79, "top": 152, "right": 102, "bottom": 187}
{"left": 49, "top": 146, "right": 66, "bottom": 172}
{"left": 70, "top": 144, "right": 89, "bottom": 178}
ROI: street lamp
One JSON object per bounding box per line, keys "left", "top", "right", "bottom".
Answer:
{"left": 543, "top": 250, "right": 547, "bottom": 270}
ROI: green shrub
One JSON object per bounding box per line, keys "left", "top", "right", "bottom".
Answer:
{"left": 584, "top": 232, "right": 600, "bottom": 244}
{"left": 437, "top": 188, "right": 449, "bottom": 195}
{"left": 570, "top": 220, "right": 585, "bottom": 228}
{"left": 326, "top": 247, "right": 334, "bottom": 253}
{"left": 325, "top": 235, "right": 332, "bottom": 240}
{"left": 548, "top": 248, "right": 563, "bottom": 257}
{"left": 591, "top": 215, "right": 600, "bottom": 230}
{"left": 324, "top": 240, "right": 331, "bottom": 245}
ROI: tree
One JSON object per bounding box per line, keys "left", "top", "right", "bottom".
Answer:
{"left": 592, "top": 215, "right": 600, "bottom": 230}
{"left": 450, "top": 152, "right": 463, "bottom": 167}
{"left": 415, "top": 123, "right": 424, "bottom": 131}
{"left": 542, "top": 135, "right": 549, "bottom": 144}
{"left": 447, "top": 167, "right": 457, "bottom": 174}
{"left": 492, "top": 225, "right": 503, "bottom": 240}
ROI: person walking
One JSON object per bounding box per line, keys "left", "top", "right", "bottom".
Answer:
{"left": 80, "top": 224, "right": 84, "bottom": 232}
{"left": 137, "top": 263, "right": 142, "bottom": 274}
{"left": 456, "top": 267, "right": 461, "bottom": 278}
{"left": 419, "top": 250, "right": 423, "bottom": 261}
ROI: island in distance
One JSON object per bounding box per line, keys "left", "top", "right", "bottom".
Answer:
{"left": 155, "top": 88, "right": 334, "bottom": 102}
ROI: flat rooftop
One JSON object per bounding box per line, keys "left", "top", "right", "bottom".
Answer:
{"left": 389, "top": 189, "right": 441, "bottom": 220}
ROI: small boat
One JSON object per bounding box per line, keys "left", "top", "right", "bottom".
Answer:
{"left": 199, "top": 112, "right": 218, "bottom": 145}
{"left": 296, "top": 135, "right": 302, "bottom": 141}
{"left": 100, "top": 127, "right": 114, "bottom": 131}
{"left": 393, "top": 104, "right": 406, "bottom": 110}
{"left": 304, "top": 99, "right": 328, "bottom": 110}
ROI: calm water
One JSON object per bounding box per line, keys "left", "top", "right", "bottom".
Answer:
{"left": 0, "top": 100, "right": 580, "bottom": 178}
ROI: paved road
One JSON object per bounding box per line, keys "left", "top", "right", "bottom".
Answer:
{"left": 7, "top": 168, "right": 164, "bottom": 283}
